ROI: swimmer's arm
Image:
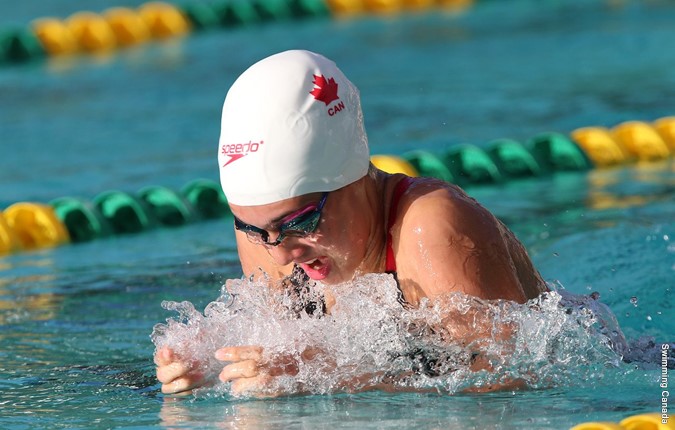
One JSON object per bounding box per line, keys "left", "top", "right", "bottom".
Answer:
{"left": 396, "top": 186, "right": 532, "bottom": 303}
{"left": 215, "top": 345, "right": 430, "bottom": 397}
{"left": 395, "top": 188, "right": 539, "bottom": 390}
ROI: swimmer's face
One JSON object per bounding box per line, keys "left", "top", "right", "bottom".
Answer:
{"left": 230, "top": 181, "right": 371, "bottom": 284}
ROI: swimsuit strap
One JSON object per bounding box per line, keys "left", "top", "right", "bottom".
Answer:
{"left": 385, "top": 176, "right": 414, "bottom": 274}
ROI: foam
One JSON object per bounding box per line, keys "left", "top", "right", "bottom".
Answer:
{"left": 151, "top": 273, "right": 632, "bottom": 398}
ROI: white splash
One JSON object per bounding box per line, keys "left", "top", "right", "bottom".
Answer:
{"left": 151, "top": 273, "right": 629, "bottom": 398}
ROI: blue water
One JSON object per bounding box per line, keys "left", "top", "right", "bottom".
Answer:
{"left": 1, "top": 0, "right": 674, "bottom": 428}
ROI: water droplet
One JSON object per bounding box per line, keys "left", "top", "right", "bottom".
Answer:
{"left": 630, "top": 297, "right": 638, "bottom": 307}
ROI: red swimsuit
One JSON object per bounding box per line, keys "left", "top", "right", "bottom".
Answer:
{"left": 385, "top": 176, "right": 414, "bottom": 274}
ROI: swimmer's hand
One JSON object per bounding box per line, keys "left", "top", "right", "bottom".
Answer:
{"left": 216, "top": 346, "right": 302, "bottom": 398}
{"left": 155, "top": 346, "right": 210, "bottom": 395}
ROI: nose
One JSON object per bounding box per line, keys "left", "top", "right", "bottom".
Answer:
{"left": 264, "top": 238, "right": 307, "bottom": 266}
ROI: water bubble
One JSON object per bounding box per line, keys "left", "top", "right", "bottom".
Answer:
{"left": 151, "top": 274, "right": 626, "bottom": 398}
{"left": 630, "top": 297, "right": 638, "bottom": 307}
{"left": 664, "top": 235, "right": 670, "bottom": 241}
{"left": 646, "top": 315, "right": 652, "bottom": 321}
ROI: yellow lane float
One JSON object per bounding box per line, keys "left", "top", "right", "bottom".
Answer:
{"left": 138, "top": 2, "right": 191, "bottom": 39}
{"left": 612, "top": 121, "right": 671, "bottom": 162}
{"left": 571, "top": 413, "right": 674, "bottom": 430}
{"left": 370, "top": 154, "right": 419, "bottom": 176}
{"left": 0, "top": 212, "right": 22, "bottom": 256}
{"left": 2, "top": 203, "right": 70, "bottom": 250}
{"left": 31, "top": 18, "right": 78, "bottom": 55}
{"left": 66, "top": 11, "right": 117, "bottom": 52}
{"left": 654, "top": 116, "right": 675, "bottom": 152}
{"left": 571, "top": 126, "right": 628, "bottom": 167}
{"left": 103, "top": 7, "right": 151, "bottom": 46}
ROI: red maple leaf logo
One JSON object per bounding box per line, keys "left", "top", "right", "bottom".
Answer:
{"left": 310, "top": 74, "right": 339, "bottom": 105}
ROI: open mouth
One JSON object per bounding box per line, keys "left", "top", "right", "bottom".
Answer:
{"left": 299, "top": 257, "right": 331, "bottom": 280}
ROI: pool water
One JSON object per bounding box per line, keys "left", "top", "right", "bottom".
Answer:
{"left": 1, "top": 0, "right": 674, "bottom": 428}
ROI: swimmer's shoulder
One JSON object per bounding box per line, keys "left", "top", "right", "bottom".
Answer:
{"left": 395, "top": 176, "right": 493, "bottom": 231}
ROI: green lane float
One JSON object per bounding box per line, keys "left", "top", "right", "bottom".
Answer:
{"left": 0, "top": 27, "right": 45, "bottom": 63}
{"left": 2, "top": 0, "right": 472, "bottom": 65}
{"left": 138, "top": 185, "right": 196, "bottom": 226}
{"left": 529, "top": 132, "right": 591, "bottom": 172}
{"left": 2, "top": 115, "right": 675, "bottom": 257}
{"left": 212, "top": 0, "right": 261, "bottom": 27}
{"left": 288, "top": 0, "right": 331, "bottom": 18}
{"left": 252, "top": 0, "right": 293, "bottom": 22}
{"left": 94, "top": 190, "right": 158, "bottom": 235}
{"left": 487, "top": 138, "right": 540, "bottom": 178}
{"left": 181, "top": 179, "right": 231, "bottom": 219}
{"left": 51, "top": 197, "right": 113, "bottom": 243}
{"left": 177, "top": 3, "right": 221, "bottom": 30}
{"left": 443, "top": 143, "right": 502, "bottom": 185}
{"left": 402, "top": 150, "right": 454, "bottom": 183}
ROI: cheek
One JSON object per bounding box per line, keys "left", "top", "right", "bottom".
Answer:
{"left": 324, "top": 217, "right": 368, "bottom": 260}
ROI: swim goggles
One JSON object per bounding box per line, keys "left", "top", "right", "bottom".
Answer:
{"left": 233, "top": 192, "right": 329, "bottom": 247}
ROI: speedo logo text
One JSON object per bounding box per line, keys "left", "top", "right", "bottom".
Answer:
{"left": 221, "top": 140, "right": 264, "bottom": 167}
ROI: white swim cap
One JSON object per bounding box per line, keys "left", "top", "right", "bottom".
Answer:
{"left": 218, "top": 50, "right": 370, "bottom": 206}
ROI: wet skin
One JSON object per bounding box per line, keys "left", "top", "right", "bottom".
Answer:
{"left": 155, "top": 167, "right": 547, "bottom": 397}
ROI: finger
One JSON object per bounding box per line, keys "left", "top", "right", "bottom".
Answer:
{"left": 231, "top": 374, "right": 275, "bottom": 398}
{"left": 157, "top": 361, "right": 191, "bottom": 384}
{"left": 161, "top": 375, "right": 197, "bottom": 395}
{"left": 219, "top": 359, "right": 259, "bottom": 383}
{"left": 154, "top": 347, "right": 175, "bottom": 366}
{"left": 215, "top": 346, "right": 263, "bottom": 362}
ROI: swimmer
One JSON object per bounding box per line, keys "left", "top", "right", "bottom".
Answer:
{"left": 155, "top": 50, "right": 548, "bottom": 396}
